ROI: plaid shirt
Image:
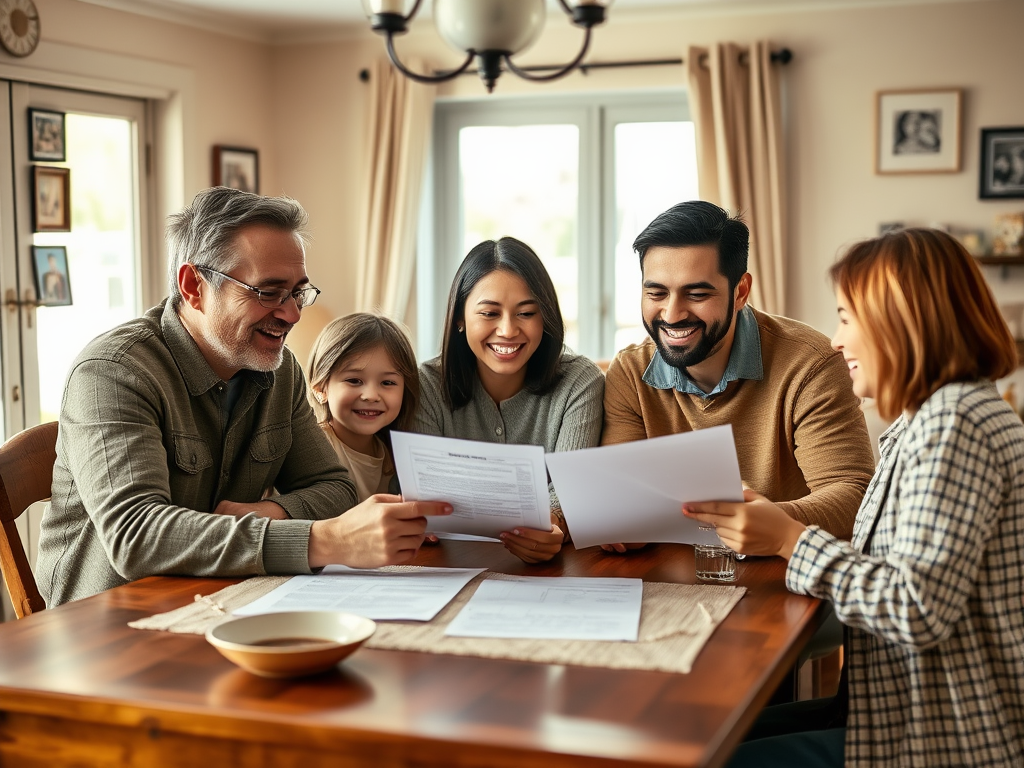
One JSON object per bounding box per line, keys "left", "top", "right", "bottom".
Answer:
{"left": 787, "top": 381, "right": 1024, "bottom": 767}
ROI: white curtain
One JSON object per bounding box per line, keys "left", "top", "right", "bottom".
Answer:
{"left": 356, "top": 58, "right": 436, "bottom": 321}
{"left": 686, "top": 41, "right": 787, "bottom": 315}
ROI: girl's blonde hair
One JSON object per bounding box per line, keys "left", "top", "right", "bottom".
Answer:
{"left": 830, "top": 228, "right": 1016, "bottom": 421}
{"left": 306, "top": 313, "right": 420, "bottom": 433}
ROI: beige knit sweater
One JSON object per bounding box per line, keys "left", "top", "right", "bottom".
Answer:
{"left": 602, "top": 309, "right": 874, "bottom": 539}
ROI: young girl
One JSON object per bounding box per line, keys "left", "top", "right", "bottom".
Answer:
{"left": 687, "top": 228, "right": 1024, "bottom": 767}
{"left": 413, "top": 237, "right": 605, "bottom": 563}
{"left": 307, "top": 313, "right": 420, "bottom": 501}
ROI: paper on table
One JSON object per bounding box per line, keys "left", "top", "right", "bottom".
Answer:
{"left": 391, "top": 431, "right": 551, "bottom": 539}
{"left": 444, "top": 575, "right": 643, "bottom": 641}
{"left": 544, "top": 425, "right": 744, "bottom": 549}
{"left": 232, "top": 565, "right": 485, "bottom": 621}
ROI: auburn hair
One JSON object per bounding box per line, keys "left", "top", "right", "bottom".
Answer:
{"left": 830, "top": 228, "right": 1016, "bottom": 421}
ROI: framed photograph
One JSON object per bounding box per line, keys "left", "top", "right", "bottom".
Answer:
{"left": 212, "top": 145, "right": 259, "bottom": 194}
{"left": 876, "top": 88, "right": 962, "bottom": 174}
{"left": 31, "top": 246, "right": 72, "bottom": 307}
{"left": 28, "top": 108, "right": 66, "bottom": 162}
{"left": 32, "top": 166, "right": 71, "bottom": 233}
{"left": 979, "top": 127, "right": 1024, "bottom": 199}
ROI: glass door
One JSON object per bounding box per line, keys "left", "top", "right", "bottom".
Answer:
{"left": 0, "top": 81, "right": 150, "bottom": 617}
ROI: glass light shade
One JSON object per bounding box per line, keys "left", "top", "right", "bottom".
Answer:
{"left": 362, "top": 0, "right": 413, "bottom": 17}
{"left": 434, "top": 0, "right": 546, "bottom": 55}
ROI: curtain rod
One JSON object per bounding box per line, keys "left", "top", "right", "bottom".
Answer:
{"left": 358, "top": 47, "right": 792, "bottom": 82}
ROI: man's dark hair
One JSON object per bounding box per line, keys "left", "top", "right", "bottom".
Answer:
{"left": 441, "top": 237, "right": 565, "bottom": 410}
{"left": 632, "top": 201, "right": 749, "bottom": 289}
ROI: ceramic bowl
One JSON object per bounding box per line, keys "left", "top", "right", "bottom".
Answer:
{"left": 206, "top": 611, "right": 376, "bottom": 678}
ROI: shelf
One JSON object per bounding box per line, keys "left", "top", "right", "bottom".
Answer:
{"left": 976, "top": 255, "right": 1024, "bottom": 266}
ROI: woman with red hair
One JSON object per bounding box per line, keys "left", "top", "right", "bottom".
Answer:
{"left": 689, "top": 228, "right": 1024, "bottom": 767}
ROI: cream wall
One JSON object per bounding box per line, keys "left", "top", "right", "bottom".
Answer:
{"left": 29, "top": 0, "right": 1024, "bottom": 339}
{"left": 272, "top": 0, "right": 1024, "bottom": 336}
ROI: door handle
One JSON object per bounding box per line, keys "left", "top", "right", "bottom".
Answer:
{"left": 5, "top": 288, "right": 40, "bottom": 328}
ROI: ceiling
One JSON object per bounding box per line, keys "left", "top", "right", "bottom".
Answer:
{"left": 76, "top": 0, "right": 984, "bottom": 44}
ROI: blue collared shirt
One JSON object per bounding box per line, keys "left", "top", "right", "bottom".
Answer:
{"left": 642, "top": 305, "right": 764, "bottom": 398}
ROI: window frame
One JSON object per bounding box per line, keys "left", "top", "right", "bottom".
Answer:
{"left": 419, "top": 89, "right": 690, "bottom": 361}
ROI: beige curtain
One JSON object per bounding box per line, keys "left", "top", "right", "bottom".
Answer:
{"left": 686, "top": 41, "right": 787, "bottom": 315}
{"left": 356, "top": 58, "right": 436, "bottom": 321}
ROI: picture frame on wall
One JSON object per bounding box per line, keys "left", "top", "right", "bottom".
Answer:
{"left": 28, "top": 108, "right": 66, "bottom": 162}
{"left": 31, "top": 245, "right": 73, "bottom": 307}
{"left": 979, "top": 127, "right": 1024, "bottom": 199}
{"left": 875, "top": 88, "right": 962, "bottom": 174}
{"left": 212, "top": 145, "right": 259, "bottom": 194}
{"left": 32, "top": 166, "right": 71, "bottom": 233}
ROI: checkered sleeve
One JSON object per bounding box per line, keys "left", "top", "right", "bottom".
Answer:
{"left": 787, "top": 401, "right": 1004, "bottom": 650}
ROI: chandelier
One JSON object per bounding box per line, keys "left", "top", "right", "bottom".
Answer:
{"left": 365, "top": 0, "right": 612, "bottom": 93}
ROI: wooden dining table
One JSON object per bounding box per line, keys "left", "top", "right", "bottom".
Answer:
{"left": 0, "top": 540, "right": 823, "bottom": 768}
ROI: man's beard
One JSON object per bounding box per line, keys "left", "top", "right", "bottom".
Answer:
{"left": 208, "top": 316, "right": 292, "bottom": 375}
{"left": 645, "top": 293, "right": 734, "bottom": 371}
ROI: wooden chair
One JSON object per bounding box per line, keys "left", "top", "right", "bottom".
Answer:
{"left": 0, "top": 422, "right": 58, "bottom": 619}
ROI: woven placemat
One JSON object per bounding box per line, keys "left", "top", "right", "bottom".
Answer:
{"left": 129, "top": 570, "right": 745, "bottom": 674}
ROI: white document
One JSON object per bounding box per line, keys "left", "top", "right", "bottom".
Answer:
{"left": 233, "top": 566, "right": 485, "bottom": 621}
{"left": 445, "top": 576, "right": 642, "bottom": 641}
{"left": 544, "top": 425, "right": 744, "bottom": 550}
{"left": 390, "top": 431, "right": 551, "bottom": 539}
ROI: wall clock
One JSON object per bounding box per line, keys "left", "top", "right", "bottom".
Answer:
{"left": 0, "top": 0, "right": 40, "bottom": 58}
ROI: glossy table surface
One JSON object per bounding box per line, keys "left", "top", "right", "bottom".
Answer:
{"left": 0, "top": 541, "right": 822, "bottom": 768}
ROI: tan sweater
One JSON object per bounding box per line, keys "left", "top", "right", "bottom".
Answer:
{"left": 602, "top": 309, "right": 874, "bottom": 539}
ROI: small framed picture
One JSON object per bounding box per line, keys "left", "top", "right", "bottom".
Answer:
{"left": 212, "top": 145, "right": 259, "bottom": 194}
{"left": 875, "top": 88, "right": 962, "bottom": 174}
{"left": 28, "top": 108, "right": 66, "bottom": 162}
{"left": 32, "top": 166, "right": 71, "bottom": 233}
{"left": 31, "top": 246, "right": 72, "bottom": 307}
{"left": 979, "top": 127, "right": 1024, "bottom": 200}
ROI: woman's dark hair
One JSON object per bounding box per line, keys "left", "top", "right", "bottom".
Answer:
{"left": 441, "top": 237, "right": 565, "bottom": 410}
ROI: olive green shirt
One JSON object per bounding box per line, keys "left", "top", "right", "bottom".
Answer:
{"left": 38, "top": 300, "right": 356, "bottom": 606}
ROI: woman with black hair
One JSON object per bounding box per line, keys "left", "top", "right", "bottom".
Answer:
{"left": 413, "top": 237, "right": 605, "bottom": 563}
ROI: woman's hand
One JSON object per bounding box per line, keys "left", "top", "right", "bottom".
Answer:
{"left": 682, "top": 489, "right": 806, "bottom": 560}
{"left": 500, "top": 525, "right": 563, "bottom": 564}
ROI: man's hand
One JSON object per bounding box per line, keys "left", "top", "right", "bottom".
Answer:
{"left": 600, "top": 542, "right": 648, "bottom": 554}
{"left": 499, "top": 523, "right": 563, "bottom": 564}
{"left": 307, "top": 494, "right": 452, "bottom": 569}
{"left": 682, "top": 489, "right": 806, "bottom": 560}
{"left": 213, "top": 499, "right": 289, "bottom": 520}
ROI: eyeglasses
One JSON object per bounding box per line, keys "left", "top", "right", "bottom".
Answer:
{"left": 194, "top": 265, "right": 321, "bottom": 309}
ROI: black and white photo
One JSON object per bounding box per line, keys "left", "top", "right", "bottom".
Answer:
{"left": 212, "top": 145, "right": 259, "bottom": 194}
{"left": 980, "top": 127, "right": 1024, "bottom": 199}
{"left": 876, "top": 89, "right": 962, "bottom": 174}
{"left": 28, "top": 108, "right": 66, "bottom": 162}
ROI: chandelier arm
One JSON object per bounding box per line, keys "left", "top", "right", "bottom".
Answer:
{"left": 503, "top": 28, "right": 592, "bottom": 83}
{"left": 554, "top": 0, "right": 574, "bottom": 18}
{"left": 403, "top": 0, "right": 425, "bottom": 23}
{"left": 385, "top": 34, "right": 476, "bottom": 83}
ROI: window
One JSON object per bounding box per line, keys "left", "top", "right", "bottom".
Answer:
{"left": 419, "top": 91, "right": 698, "bottom": 361}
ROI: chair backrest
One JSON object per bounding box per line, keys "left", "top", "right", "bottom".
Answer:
{"left": 0, "top": 422, "right": 57, "bottom": 618}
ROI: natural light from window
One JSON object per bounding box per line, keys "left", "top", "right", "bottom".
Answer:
{"left": 460, "top": 124, "right": 581, "bottom": 349}
{"left": 613, "top": 121, "right": 699, "bottom": 351}
{"left": 32, "top": 113, "right": 139, "bottom": 423}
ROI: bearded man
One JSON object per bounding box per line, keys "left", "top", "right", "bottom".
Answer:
{"left": 600, "top": 201, "right": 874, "bottom": 551}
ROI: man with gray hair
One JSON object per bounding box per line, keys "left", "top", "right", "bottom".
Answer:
{"left": 38, "top": 187, "right": 449, "bottom": 606}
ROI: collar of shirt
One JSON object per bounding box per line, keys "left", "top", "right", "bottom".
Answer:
{"left": 160, "top": 299, "right": 273, "bottom": 396}
{"left": 641, "top": 305, "right": 763, "bottom": 398}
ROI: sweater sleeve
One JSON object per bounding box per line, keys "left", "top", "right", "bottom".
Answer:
{"left": 600, "top": 352, "right": 649, "bottom": 446}
{"left": 775, "top": 350, "right": 875, "bottom": 539}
